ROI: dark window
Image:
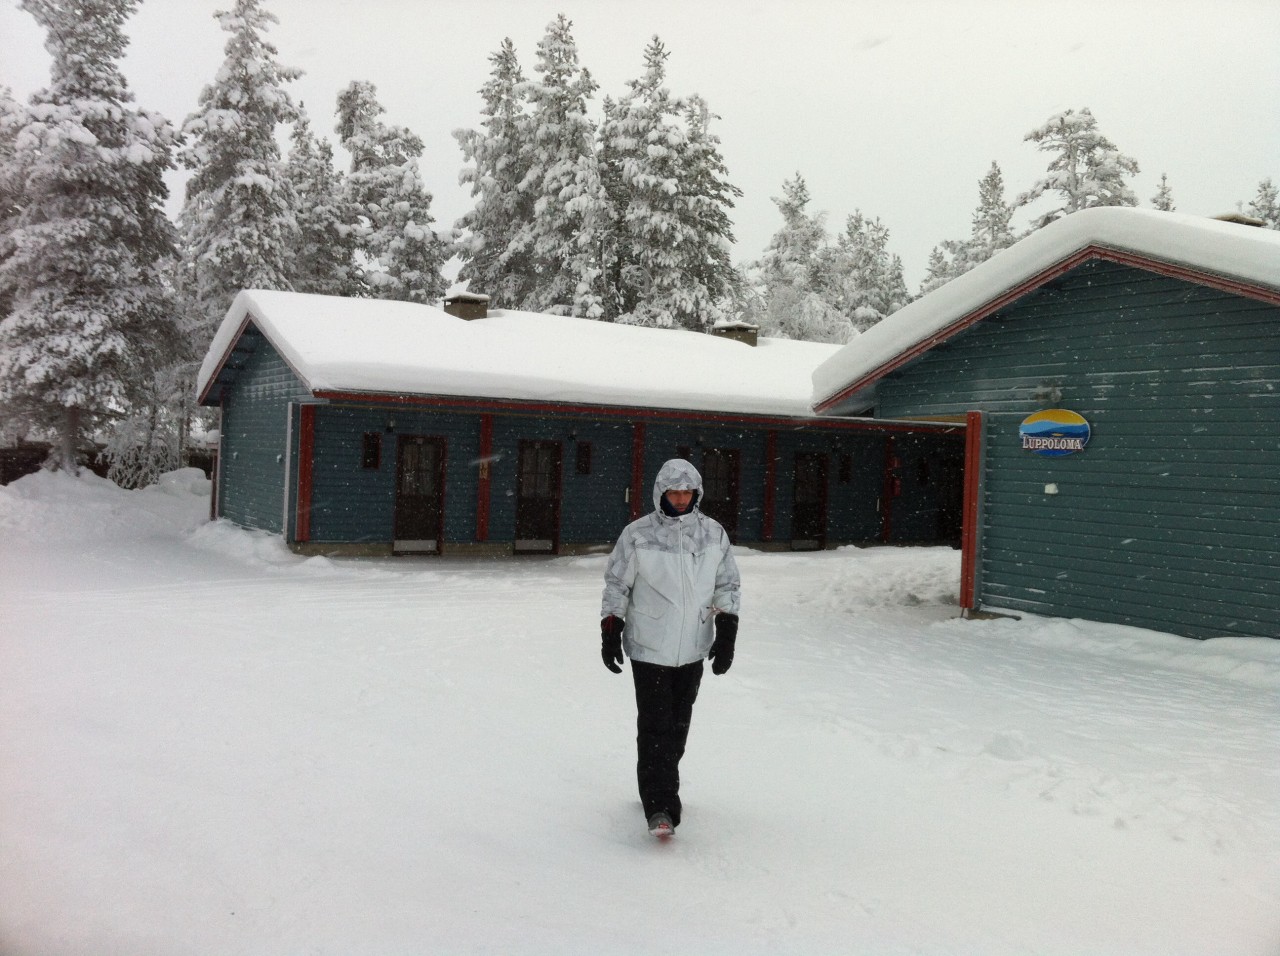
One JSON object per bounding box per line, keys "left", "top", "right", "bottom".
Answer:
{"left": 362, "top": 432, "right": 382, "bottom": 469}
{"left": 576, "top": 441, "right": 592, "bottom": 475}
{"left": 520, "top": 443, "right": 558, "bottom": 498}
{"left": 839, "top": 453, "right": 853, "bottom": 483}
{"left": 700, "top": 447, "right": 740, "bottom": 541}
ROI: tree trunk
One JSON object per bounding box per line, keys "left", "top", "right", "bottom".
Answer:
{"left": 59, "top": 405, "right": 80, "bottom": 476}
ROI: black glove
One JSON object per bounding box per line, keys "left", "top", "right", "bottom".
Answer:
{"left": 709, "top": 613, "right": 738, "bottom": 675}
{"left": 601, "top": 615, "right": 625, "bottom": 674}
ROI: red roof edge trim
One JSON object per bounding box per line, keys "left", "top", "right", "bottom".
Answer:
{"left": 199, "top": 310, "right": 314, "bottom": 407}
{"left": 1089, "top": 247, "right": 1280, "bottom": 307}
{"left": 312, "top": 391, "right": 963, "bottom": 435}
{"left": 812, "top": 245, "right": 1280, "bottom": 415}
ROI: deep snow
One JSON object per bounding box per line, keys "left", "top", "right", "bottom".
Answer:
{"left": 199, "top": 290, "right": 842, "bottom": 418}
{"left": 1, "top": 469, "right": 1277, "bottom": 955}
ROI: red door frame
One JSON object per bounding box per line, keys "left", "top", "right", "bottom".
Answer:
{"left": 762, "top": 431, "right": 778, "bottom": 542}
{"left": 792, "top": 450, "right": 830, "bottom": 548}
{"left": 514, "top": 439, "right": 563, "bottom": 553}
{"left": 295, "top": 404, "right": 316, "bottom": 542}
{"left": 629, "top": 422, "right": 646, "bottom": 522}
{"left": 878, "top": 437, "right": 899, "bottom": 543}
{"left": 476, "top": 414, "right": 493, "bottom": 542}
{"left": 959, "top": 411, "right": 983, "bottom": 611}
{"left": 394, "top": 435, "right": 448, "bottom": 554}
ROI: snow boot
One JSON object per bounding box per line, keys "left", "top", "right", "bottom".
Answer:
{"left": 647, "top": 811, "right": 674, "bottom": 839}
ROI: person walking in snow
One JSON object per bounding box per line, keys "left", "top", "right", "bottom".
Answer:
{"left": 600, "top": 458, "right": 741, "bottom": 838}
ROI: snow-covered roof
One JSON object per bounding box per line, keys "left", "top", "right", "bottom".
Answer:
{"left": 198, "top": 290, "right": 841, "bottom": 418}
{"left": 812, "top": 208, "right": 1280, "bottom": 414}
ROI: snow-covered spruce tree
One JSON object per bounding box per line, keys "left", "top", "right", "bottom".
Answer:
{"left": 596, "top": 38, "right": 742, "bottom": 332}
{"left": 454, "top": 38, "right": 538, "bottom": 310}
{"left": 514, "top": 15, "right": 602, "bottom": 315}
{"left": 1016, "top": 107, "right": 1139, "bottom": 230}
{"left": 178, "top": 0, "right": 300, "bottom": 349}
{"left": 283, "top": 107, "right": 357, "bottom": 296}
{"left": 593, "top": 93, "right": 629, "bottom": 320}
{"left": 1246, "top": 177, "right": 1279, "bottom": 228}
{"left": 821, "top": 211, "right": 908, "bottom": 334}
{"left": 597, "top": 37, "right": 690, "bottom": 326}
{"left": 918, "top": 246, "right": 952, "bottom": 297}
{"left": 968, "top": 161, "right": 1017, "bottom": 261}
{"left": 919, "top": 161, "right": 1018, "bottom": 295}
{"left": 748, "top": 173, "right": 846, "bottom": 343}
{"left": 1151, "top": 172, "right": 1176, "bottom": 211}
{"left": 336, "top": 80, "right": 450, "bottom": 303}
{"left": 0, "top": 87, "right": 20, "bottom": 326}
{"left": 0, "top": 0, "right": 180, "bottom": 475}
{"left": 673, "top": 95, "right": 744, "bottom": 327}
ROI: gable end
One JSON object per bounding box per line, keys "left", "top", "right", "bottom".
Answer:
{"left": 815, "top": 245, "right": 1280, "bottom": 416}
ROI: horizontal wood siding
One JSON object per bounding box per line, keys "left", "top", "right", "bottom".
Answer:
{"left": 218, "top": 337, "right": 311, "bottom": 532}
{"left": 642, "top": 422, "right": 769, "bottom": 541}
{"left": 256, "top": 397, "right": 963, "bottom": 552}
{"left": 886, "top": 431, "right": 967, "bottom": 544}
{"left": 560, "top": 422, "right": 633, "bottom": 544}
{"left": 768, "top": 429, "right": 886, "bottom": 544}
{"left": 307, "top": 406, "right": 395, "bottom": 542}
{"left": 487, "top": 414, "right": 635, "bottom": 545}
{"left": 835, "top": 436, "right": 888, "bottom": 542}
{"left": 877, "top": 260, "right": 1280, "bottom": 638}
{"left": 308, "top": 405, "right": 480, "bottom": 544}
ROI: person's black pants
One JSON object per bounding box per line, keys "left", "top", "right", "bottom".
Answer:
{"left": 631, "top": 659, "right": 704, "bottom": 827}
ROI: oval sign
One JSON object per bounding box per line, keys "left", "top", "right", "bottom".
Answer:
{"left": 1019, "top": 409, "right": 1091, "bottom": 457}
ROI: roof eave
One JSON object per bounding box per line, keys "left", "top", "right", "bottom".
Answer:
{"left": 813, "top": 243, "right": 1280, "bottom": 415}
{"left": 197, "top": 306, "right": 315, "bottom": 407}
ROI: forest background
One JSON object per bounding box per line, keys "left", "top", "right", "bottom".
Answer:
{"left": 0, "top": 0, "right": 1276, "bottom": 485}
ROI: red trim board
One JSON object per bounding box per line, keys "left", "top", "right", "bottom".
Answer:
{"left": 295, "top": 405, "right": 316, "bottom": 542}
{"left": 959, "top": 411, "right": 983, "bottom": 610}
{"left": 476, "top": 415, "right": 493, "bottom": 542}
{"left": 630, "top": 422, "right": 646, "bottom": 522}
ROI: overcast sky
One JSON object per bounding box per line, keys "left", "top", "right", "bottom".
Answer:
{"left": 2, "top": 0, "right": 1277, "bottom": 289}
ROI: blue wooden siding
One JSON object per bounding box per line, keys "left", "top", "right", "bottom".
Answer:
{"left": 883, "top": 431, "right": 967, "bottom": 543}
{"left": 642, "top": 423, "right": 768, "bottom": 539}
{"left": 487, "top": 414, "right": 632, "bottom": 544}
{"left": 292, "top": 404, "right": 959, "bottom": 550}
{"left": 218, "top": 335, "right": 311, "bottom": 532}
{"left": 875, "top": 260, "right": 1280, "bottom": 639}
{"left": 208, "top": 342, "right": 970, "bottom": 553}
{"left": 558, "top": 421, "right": 633, "bottom": 544}
{"left": 766, "top": 428, "right": 877, "bottom": 543}
{"left": 306, "top": 405, "right": 481, "bottom": 544}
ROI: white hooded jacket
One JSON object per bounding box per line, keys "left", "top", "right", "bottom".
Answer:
{"left": 601, "top": 459, "right": 741, "bottom": 667}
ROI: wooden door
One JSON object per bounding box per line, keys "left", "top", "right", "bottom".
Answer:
{"left": 515, "top": 440, "right": 562, "bottom": 553}
{"left": 394, "top": 436, "right": 445, "bottom": 553}
{"left": 700, "top": 448, "right": 740, "bottom": 541}
{"left": 792, "top": 452, "right": 828, "bottom": 550}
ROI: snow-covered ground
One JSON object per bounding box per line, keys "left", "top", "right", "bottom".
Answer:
{"left": 1, "top": 469, "right": 1277, "bottom": 956}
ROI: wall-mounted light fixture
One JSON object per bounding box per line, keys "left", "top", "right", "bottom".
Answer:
{"left": 385, "top": 416, "right": 396, "bottom": 433}
{"left": 1033, "top": 383, "right": 1063, "bottom": 405}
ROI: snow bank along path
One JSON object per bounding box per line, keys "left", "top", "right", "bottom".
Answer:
{"left": 1, "top": 470, "right": 1277, "bottom": 955}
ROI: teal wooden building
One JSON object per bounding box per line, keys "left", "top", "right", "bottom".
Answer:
{"left": 197, "top": 291, "right": 963, "bottom": 557}
{"left": 813, "top": 208, "right": 1280, "bottom": 639}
